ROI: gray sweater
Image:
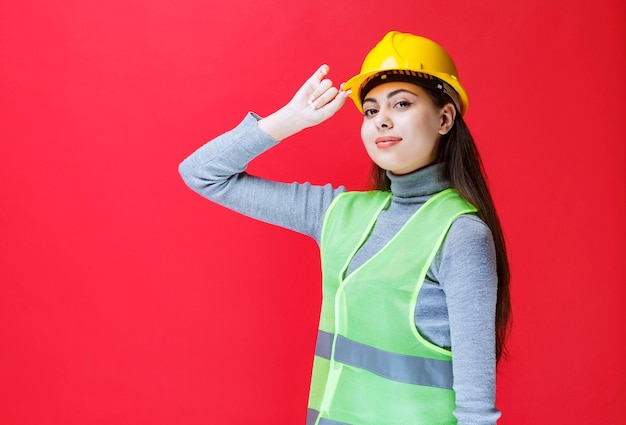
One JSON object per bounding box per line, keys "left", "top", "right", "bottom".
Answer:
{"left": 179, "top": 112, "right": 500, "bottom": 424}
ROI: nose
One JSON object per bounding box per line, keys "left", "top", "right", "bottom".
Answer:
{"left": 375, "top": 109, "right": 393, "bottom": 129}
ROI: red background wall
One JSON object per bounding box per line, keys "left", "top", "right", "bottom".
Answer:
{"left": 1, "top": 0, "right": 624, "bottom": 423}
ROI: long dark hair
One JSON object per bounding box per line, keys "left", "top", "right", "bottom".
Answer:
{"left": 370, "top": 86, "right": 512, "bottom": 362}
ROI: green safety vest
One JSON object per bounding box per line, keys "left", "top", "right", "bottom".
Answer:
{"left": 307, "top": 188, "right": 477, "bottom": 425}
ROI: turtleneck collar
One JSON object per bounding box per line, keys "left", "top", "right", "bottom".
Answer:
{"left": 387, "top": 163, "right": 451, "bottom": 203}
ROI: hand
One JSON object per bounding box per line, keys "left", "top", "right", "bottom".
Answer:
{"left": 258, "top": 65, "right": 351, "bottom": 141}
{"left": 285, "top": 64, "right": 350, "bottom": 127}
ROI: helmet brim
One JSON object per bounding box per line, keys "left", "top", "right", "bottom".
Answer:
{"left": 343, "top": 68, "right": 468, "bottom": 116}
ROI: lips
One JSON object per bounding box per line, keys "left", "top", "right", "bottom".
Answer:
{"left": 375, "top": 136, "right": 402, "bottom": 148}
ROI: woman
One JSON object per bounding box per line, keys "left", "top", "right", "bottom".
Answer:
{"left": 180, "top": 31, "right": 511, "bottom": 425}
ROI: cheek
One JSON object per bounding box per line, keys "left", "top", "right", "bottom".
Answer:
{"left": 360, "top": 121, "right": 371, "bottom": 145}
{"left": 360, "top": 121, "right": 378, "bottom": 158}
{"left": 409, "top": 115, "right": 440, "bottom": 146}
{"left": 361, "top": 118, "right": 379, "bottom": 138}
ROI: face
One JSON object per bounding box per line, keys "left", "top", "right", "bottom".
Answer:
{"left": 360, "top": 81, "right": 454, "bottom": 175}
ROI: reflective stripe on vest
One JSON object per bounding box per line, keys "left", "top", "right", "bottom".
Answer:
{"left": 315, "top": 330, "right": 453, "bottom": 389}
{"left": 308, "top": 188, "right": 477, "bottom": 425}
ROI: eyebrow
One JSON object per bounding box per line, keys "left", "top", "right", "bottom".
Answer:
{"left": 362, "top": 88, "right": 419, "bottom": 104}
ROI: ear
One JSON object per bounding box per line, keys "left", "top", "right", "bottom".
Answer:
{"left": 438, "top": 103, "right": 457, "bottom": 135}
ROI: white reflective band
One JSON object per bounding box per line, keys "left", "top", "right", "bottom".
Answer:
{"left": 314, "top": 330, "right": 453, "bottom": 390}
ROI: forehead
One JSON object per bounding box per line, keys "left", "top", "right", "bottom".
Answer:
{"left": 362, "top": 81, "right": 426, "bottom": 102}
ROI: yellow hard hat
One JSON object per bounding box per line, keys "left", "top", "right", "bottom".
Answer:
{"left": 344, "top": 31, "right": 469, "bottom": 116}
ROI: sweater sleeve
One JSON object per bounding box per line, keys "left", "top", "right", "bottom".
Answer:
{"left": 434, "top": 215, "right": 501, "bottom": 424}
{"left": 178, "top": 112, "right": 345, "bottom": 242}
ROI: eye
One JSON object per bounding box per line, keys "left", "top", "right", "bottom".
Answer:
{"left": 363, "top": 107, "right": 378, "bottom": 117}
{"left": 394, "top": 100, "right": 412, "bottom": 109}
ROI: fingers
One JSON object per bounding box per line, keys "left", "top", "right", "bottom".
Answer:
{"left": 310, "top": 85, "right": 351, "bottom": 115}
{"left": 307, "top": 65, "right": 332, "bottom": 106}
{"left": 280, "top": 64, "right": 351, "bottom": 128}
{"left": 306, "top": 65, "right": 352, "bottom": 111}
{"left": 308, "top": 79, "right": 335, "bottom": 109}
{"left": 322, "top": 87, "right": 351, "bottom": 115}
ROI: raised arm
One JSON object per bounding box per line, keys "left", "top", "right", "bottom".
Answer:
{"left": 179, "top": 65, "right": 350, "bottom": 242}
